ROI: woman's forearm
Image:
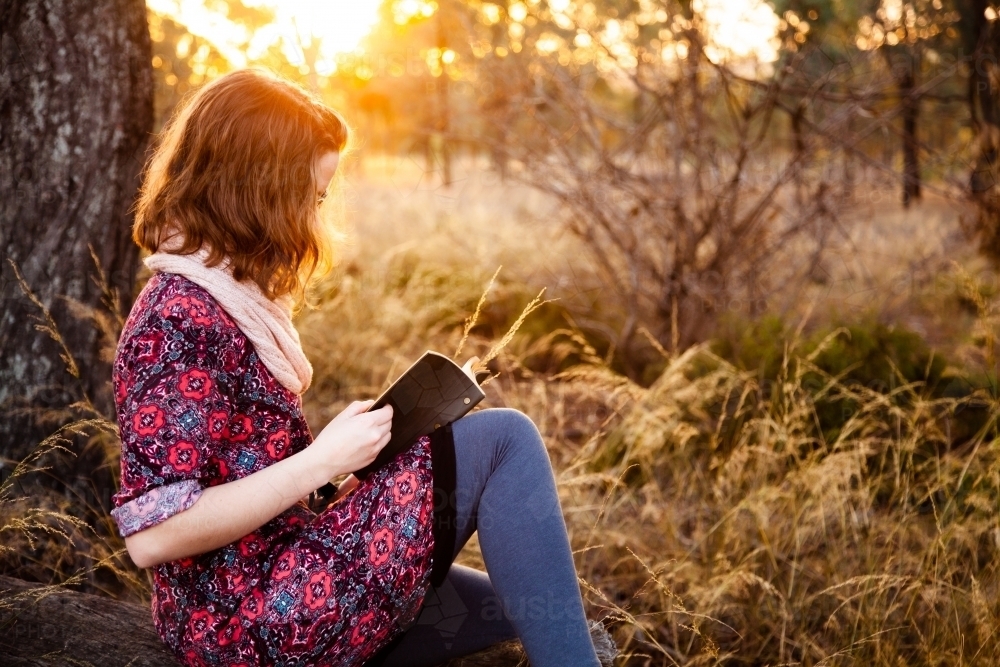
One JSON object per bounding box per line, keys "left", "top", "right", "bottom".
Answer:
{"left": 124, "top": 446, "right": 335, "bottom": 569}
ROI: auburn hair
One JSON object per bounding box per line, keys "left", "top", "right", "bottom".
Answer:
{"left": 134, "top": 67, "right": 350, "bottom": 301}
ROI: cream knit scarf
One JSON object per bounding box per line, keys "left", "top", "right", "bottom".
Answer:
{"left": 144, "top": 235, "right": 313, "bottom": 395}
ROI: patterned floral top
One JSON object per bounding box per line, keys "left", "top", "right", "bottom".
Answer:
{"left": 111, "top": 272, "right": 439, "bottom": 666}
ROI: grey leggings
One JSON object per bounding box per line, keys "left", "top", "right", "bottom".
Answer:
{"left": 364, "top": 408, "right": 601, "bottom": 667}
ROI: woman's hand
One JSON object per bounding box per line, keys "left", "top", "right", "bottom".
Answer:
{"left": 124, "top": 401, "right": 392, "bottom": 569}
{"left": 309, "top": 400, "right": 393, "bottom": 479}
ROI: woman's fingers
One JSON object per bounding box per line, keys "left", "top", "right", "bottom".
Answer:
{"left": 333, "top": 399, "right": 375, "bottom": 423}
{"left": 350, "top": 399, "right": 376, "bottom": 415}
{"left": 366, "top": 404, "right": 393, "bottom": 426}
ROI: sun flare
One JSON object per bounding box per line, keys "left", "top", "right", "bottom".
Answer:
{"left": 148, "top": 0, "right": 386, "bottom": 73}
{"left": 149, "top": 0, "right": 782, "bottom": 77}
{"left": 244, "top": 0, "right": 385, "bottom": 74}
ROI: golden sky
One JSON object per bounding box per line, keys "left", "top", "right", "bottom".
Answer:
{"left": 147, "top": 0, "right": 784, "bottom": 74}
{"left": 146, "top": 0, "right": 387, "bottom": 70}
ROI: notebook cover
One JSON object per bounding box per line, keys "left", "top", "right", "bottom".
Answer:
{"left": 353, "top": 351, "right": 485, "bottom": 480}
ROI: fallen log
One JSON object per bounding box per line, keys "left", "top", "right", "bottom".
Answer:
{"left": 0, "top": 576, "right": 617, "bottom": 666}
{"left": 0, "top": 575, "right": 177, "bottom": 666}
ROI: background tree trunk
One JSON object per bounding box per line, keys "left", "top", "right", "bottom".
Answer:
{"left": 0, "top": 0, "right": 153, "bottom": 462}
{"left": 882, "top": 48, "right": 922, "bottom": 208}
{"left": 957, "top": 0, "right": 1000, "bottom": 272}
{"left": 960, "top": 0, "right": 1000, "bottom": 195}
{"left": 900, "top": 65, "right": 921, "bottom": 207}
{"left": 435, "top": 7, "right": 452, "bottom": 188}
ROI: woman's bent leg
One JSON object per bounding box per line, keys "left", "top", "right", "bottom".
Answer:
{"left": 366, "top": 564, "right": 517, "bottom": 667}
{"left": 366, "top": 408, "right": 600, "bottom": 667}
{"left": 449, "top": 408, "right": 601, "bottom": 667}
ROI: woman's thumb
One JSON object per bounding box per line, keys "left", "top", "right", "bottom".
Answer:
{"left": 343, "top": 399, "right": 375, "bottom": 418}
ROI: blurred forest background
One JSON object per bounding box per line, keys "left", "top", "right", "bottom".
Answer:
{"left": 7, "top": 0, "right": 1000, "bottom": 664}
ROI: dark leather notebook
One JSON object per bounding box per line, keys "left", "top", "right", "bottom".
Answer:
{"left": 352, "top": 351, "right": 486, "bottom": 480}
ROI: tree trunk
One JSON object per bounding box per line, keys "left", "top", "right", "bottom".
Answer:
{"left": 900, "top": 66, "right": 921, "bottom": 207}
{"left": 0, "top": 575, "right": 618, "bottom": 666}
{"left": 0, "top": 0, "right": 153, "bottom": 461}
{"left": 791, "top": 103, "right": 806, "bottom": 207}
{"left": 436, "top": 10, "right": 452, "bottom": 188}
{"left": 957, "top": 0, "right": 1000, "bottom": 267}
{"left": 960, "top": 0, "right": 1000, "bottom": 195}
{"left": 959, "top": 0, "right": 995, "bottom": 129}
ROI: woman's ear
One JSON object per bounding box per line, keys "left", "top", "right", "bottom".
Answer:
{"left": 314, "top": 151, "right": 340, "bottom": 194}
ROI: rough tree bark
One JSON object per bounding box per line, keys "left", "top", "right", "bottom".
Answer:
{"left": 0, "top": 576, "right": 618, "bottom": 666}
{"left": 0, "top": 0, "right": 153, "bottom": 461}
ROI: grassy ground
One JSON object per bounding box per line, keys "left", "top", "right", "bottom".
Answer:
{"left": 297, "top": 159, "right": 1000, "bottom": 664}
{"left": 4, "top": 157, "right": 1000, "bottom": 665}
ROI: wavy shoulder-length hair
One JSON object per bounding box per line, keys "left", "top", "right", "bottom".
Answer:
{"left": 134, "top": 67, "right": 350, "bottom": 301}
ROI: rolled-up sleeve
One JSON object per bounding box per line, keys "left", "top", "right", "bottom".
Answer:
{"left": 111, "top": 479, "right": 204, "bottom": 537}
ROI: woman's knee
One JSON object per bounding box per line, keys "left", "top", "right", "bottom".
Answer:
{"left": 485, "top": 408, "right": 546, "bottom": 462}
{"left": 453, "top": 408, "right": 548, "bottom": 468}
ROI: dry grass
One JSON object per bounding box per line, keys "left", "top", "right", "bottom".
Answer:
{"left": 297, "top": 164, "right": 1000, "bottom": 665}
{"left": 0, "top": 257, "right": 150, "bottom": 603}
{"left": 0, "top": 417, "right": 147, "bottom": 602}
{"left": 552, "top": 341, "right": 1000, "bottom": 665}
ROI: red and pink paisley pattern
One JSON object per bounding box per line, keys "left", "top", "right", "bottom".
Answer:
{"left": 112, "top": 273, "right": 437, "bottom": 666}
